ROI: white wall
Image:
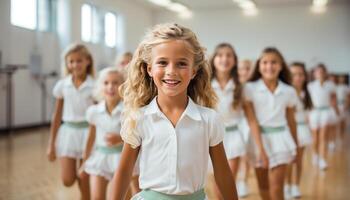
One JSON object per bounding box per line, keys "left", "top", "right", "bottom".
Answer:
{"left": 0, "top": 0, "right": 153, "bottom": 128}
{"left": 153, "top": 3, "right": 350, "bottom": 73}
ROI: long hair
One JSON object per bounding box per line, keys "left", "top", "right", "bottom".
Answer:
{"left": 120, "top": 23, "right": 217, "bottom": 138}
{"left": 290, "top": 62, "right": 313, "bottom": 110}
{"left": 249, "top": 47, "right": 291, "bottom": 85}
{"left": 61, "top": 43, "right": 95, "bottom": 77}
{"left": 210, "top": 43, "right": 242, "bottom": 109}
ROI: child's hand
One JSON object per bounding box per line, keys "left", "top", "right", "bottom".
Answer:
{"left": 46, "top": 145, "right": 56, "bottom": 162}
{"left": 78, "top": 163, "right": 89, "bottom": 179}
{"left": 104, "top": 133, "right": 122, "bottom": 147}
{"left": 258, "top": 149, "right": 269, "bottom": 168}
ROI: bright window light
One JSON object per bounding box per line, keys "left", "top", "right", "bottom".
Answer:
{"left": 81, "top": 4, "right": 92, "bottom": 42}
{"left": 11, "top": 0, "right": 37, "bottom": 30}
{"left": 104, "top": 12, "right": 117, "bottom": 47}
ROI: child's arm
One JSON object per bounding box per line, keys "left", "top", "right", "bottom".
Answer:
{"left": 286, "top": 107, "right": 299, "bottom": 163}
{"left": 46, "top": 98, "right": 63, "bottom": 162}
{"left": 286, "top": 107, "right": 298, "bottom": 147}
{"left": 110, "top": 143, "right": 140, "bottom": 200}
{"left": 243, "top": 101, "right": 269, "bottom": 168}
{"left": 83, "top": 125, "right": 96, "bottom": 162}
{"left": 330, "top": 92, "right": 340, "bottom": 115}
{"left": 209, "top": 143, "right": 238, "bottom": 200}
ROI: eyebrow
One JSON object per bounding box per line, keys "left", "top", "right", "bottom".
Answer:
{"left": 155, "top": 57, "right": 190, "bottom": 62}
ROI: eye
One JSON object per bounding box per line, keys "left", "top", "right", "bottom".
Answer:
{"left": 157, "top": 60, "right": 167, "bottom": 66}
{"left": 178, "top": 61, "right": 188, "bottom": 68}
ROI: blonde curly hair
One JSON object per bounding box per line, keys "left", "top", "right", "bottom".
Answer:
{"left": 120, "top": 23, "right": 217, "bottom": 138}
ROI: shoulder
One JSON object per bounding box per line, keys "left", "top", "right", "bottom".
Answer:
{"left": 244, "top": 80, "right": 259, "bottom": 91}
{"left": 86, "top": 103, "right": 101, "bottom": 117}
{"left": 196, "top": 104, "right": 221, "bottom": 123}
{"left": 281, "top": 82, "right": 296, "bottom": 94}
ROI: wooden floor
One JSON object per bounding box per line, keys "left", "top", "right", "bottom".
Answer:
{"left": 0, "top": 126, "right": 349, "bottom": 200}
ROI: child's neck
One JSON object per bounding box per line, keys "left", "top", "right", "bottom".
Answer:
{"left": 263, "top": 78, "right": 278, "bottom": 93}
{"left": 294, "top": 85, "right": 303, "bottom": 95}
{"left": 106, "top": 98, "right": 120, "bottom": 114}
{"left": 157, "top": 93, "right": 188, "bottom": 127}
{"left": 318, "top": 78, "right": 326, "bottom": 85}
{"left": 72, "top": 73, "right": 87, "bottom": 88}
{"left": 216, "top": 71, "right": 231, "bottom": 90}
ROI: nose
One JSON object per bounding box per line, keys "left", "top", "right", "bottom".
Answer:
{"left": 165, "top": 62, "right": 177, "bottom": 75}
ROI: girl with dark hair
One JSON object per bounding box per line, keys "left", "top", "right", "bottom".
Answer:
{"left": 285, "top": 62, "right": 313, "bottom": 198}
{"left": 244, "top": 47, "right": 299, "bottom": 200}
{"left": 208, "top": 43, "right": 246, "bottom": 199}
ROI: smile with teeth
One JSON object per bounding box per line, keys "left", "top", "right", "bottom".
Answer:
{"left": 162, "top": 79, "right": 181, "bottom": 87}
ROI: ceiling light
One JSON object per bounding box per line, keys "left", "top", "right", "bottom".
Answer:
{"left": 148, "top": 0, "right": 171, "bottom": 7}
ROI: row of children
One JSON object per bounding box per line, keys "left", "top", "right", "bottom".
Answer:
{"left": 47, "top": 23, "right": 350, "bottom": 200}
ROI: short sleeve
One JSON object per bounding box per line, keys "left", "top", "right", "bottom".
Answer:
{"left": 243, "top": 83, "right": 253, "bottom": 101}
{"left": 86, "top": 106, "right": 96, "bottom": 125}
{"left": 209, "top": 111, "right": 225, "bottom": 147}
{"left": 287, "top": 88, "right": 299, "bottom": 108}
{"left": 120, "top": 117, "right": 142, "bottom": 149}
{"left": 53, "top": 80, "right": 64, "bottom": 98}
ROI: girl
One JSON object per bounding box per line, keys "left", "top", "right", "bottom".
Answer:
{"left": 238, "top": 59, "right": 254, "bottom": 84}
{"left": 80, "top": 67, "right": 124, "bottom": 199}
{"left": 110, "top": 23, "right": 237, "bottom": 200}
{"left": 285, "top": 62, "right": 313, "bottom": 198}
{"left": 336, "top": 75, "right": 350, "bottom": 141}
{"left": 307, "top": 64, "right": 338, "bottom": 170}
{"left": 244, "top": 47, "right": 299, "bottom": 200}
{"left": 209, "top": 43, "right": 245, "bottom": 199}
{"left": 237, "top": 59, "right": 254, "bottom": 197}
{"left": 47, "top": 43, "right": 95, "bottom": 200}
{"left": 327, "top": 74, "right": 339, "bottom": 152}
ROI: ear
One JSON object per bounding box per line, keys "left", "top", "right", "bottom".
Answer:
{"left": 146, "top": 63, "right": 152, "bottom": 77}
{"left": 191, "top": 68, "right": 197, "bottom": 79}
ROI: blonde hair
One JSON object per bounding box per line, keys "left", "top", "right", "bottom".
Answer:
{"left": 120, "top": 23, "right": 217, "bottom": 137}
{"left": 115, "top": 52, "right": 133, "bottom": 66}
{"left": 239, "top": 59, "right": 253, "bottom": 69}
{"left": 61, "top": 43, "right": 95, "bottom": 77}
{"left": 93, "top": 66, "right": 124, "bottom": 101}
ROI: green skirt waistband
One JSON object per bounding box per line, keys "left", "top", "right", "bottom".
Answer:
{"left": 96, "top": 144, "right": 123, "bottom": 154}
{"left": 297, "top": 122, "right": 307, "bottom": 126}
{"left": 260, "top": 126, "right": 286, "bottom": 134}
{"left": 63, "top": 121, "right": 89, "bottom": 129}
{"left": 140, "top": 189, "right": 205, "bottom": 200}
{"left": 225, "top": 125, "right": 239, "bottom": 132}
{"left": 315, "top": 106, "right": 329, "bottom": 111}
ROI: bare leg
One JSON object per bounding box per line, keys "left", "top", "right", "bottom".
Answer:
{"left": 90, "top": 175, "right": 108, "bottom": 200}
{"left": 255, "top": 167, "right": 270, "bottom": 200}
{"left": 269, "top": 165, "right": 287, "bottom": 200}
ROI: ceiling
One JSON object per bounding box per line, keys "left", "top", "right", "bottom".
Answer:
{"left": 136, "top": 0, "right": 348, "bottom": 10}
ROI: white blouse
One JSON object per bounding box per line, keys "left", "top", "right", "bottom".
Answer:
{"left": 53, "top": 75, "right": 95, "bottom": 122}
{"left": 244, "top": 79, "right": 298, "bottom": 126}
{"left": 212, "top": 79, "right": 243, "bottom": 127}
{"left": 121, "top": 97, "right": 225, "bottom": 195}
{"left": 86, "top": 101, "right": 123, "bottom": 147}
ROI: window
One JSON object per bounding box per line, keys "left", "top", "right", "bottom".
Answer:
{"left": 11, "top": 0, "right": 37, "bottom": 30}
{"left": 11, "top": 0, "right": 56, "bottom": 31}
{"left": 104, "top": 12, "right": 117, "bottom": 47}
{"left": 81, "top": 4, "right": 92, "bottom": 42}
